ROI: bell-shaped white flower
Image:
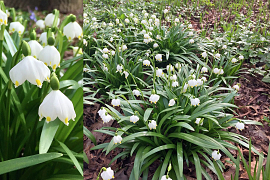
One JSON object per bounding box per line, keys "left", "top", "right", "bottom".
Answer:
{"left": 132, "top": 90, "right": 140, "bottom": 97}
{"left": 133, "top": 17, "right": 138, "bottom": 23}
{"left": 38, "top": 90, "right": 76, "bottom": 125}
{"left": 103, "top": 48, "right": 109, "bottom": 53}
{"left": 175, "top": 63, "right": 181, "bottom": 69}
{"left": 113, "top": 135, "right": 122, "bottom": 144}
{"left": 195, "top": 118, "right": 203, "bottom": 125}
{"left": 103, "top": 114, "right": 113, "bottom": 123}
{"left": 201, "top": 52, "right": 207, "bottom": 58}
{"left": 73, "top": 47, "right": 83, "bottom": 57}
{"left": 39, "top": 32, "right": 48, "bottom": 47}
{"left": 222, "top": 45, "right": 227, "bottom": 49}
{"left": 214, "top": 53, "right": 221, "bottom": 59}
{"left": 108, "top": 22, "right": 113, "bottom": 27}
{"left": 9, "top": 22, "right": 25, "bottom": 35}
{"left": 189, "top": 39, "right": 194, "bottom": 44}
{"left": 188, "top": 79, "right": 197, "bottom": 88}
{"left": 213, "top": 68, "right": 220, "bottom": 74}
{"left": 201, "top": 77, "right": 207, "bottom": 82}
{"left": 149, "top": 26, "right": 154, "bottom": 31}
{"left": 189, "top": 31, "right": 193, "bottom": 36}
{"left": 201, "top": 67, "right": 208, "bottom": 73}
{"left": 112, "top": 99, "right": 120, "bottom": 107}
{"left": 183, "top": 83, "right": 188, "bottom": 93}
{"left": 141, "top": 20, "right": 147, "bottom": 25}
{"left": 124, "top": 18, "right": 130, "bottom": 23}
{"left": 143, "top": 60, "right": 150, "bottom": 66}
{"left": 197, "top": 79, "right": 203, "bottom": 86}
{"left": 0, "top": 9, "right": 8, "bottom": 25}
{"left": 164, "top": 9, "right": 169, "bottom": 14}
{"left": 148, "top": 120, "right": 157, "bottom": 130}
{"left": 9, "top": 56, "right": 50, "bottom": 88}
{"left": 233, "top": 84, "right": 240, "bottom": 91}
{"left": 235, "top": 122, "right": 244, "bottom": 131}
{"left": 36, "top": 20, "right": 45, "bottom": 29}
{"left": 161, "top": 175, "right": 172, "bottom": 180}
{"left": 175, "top": 18, "right": 179, "bottom": 23}
{"left": 212, "top": 150, "right": 222, "bottom": 160}
{"left": 190, "top": 98, "right": 200, "bottom": 106}
{"left": 149, "top": 94, "right": 160, "bottom": 104}
{"left": 172, "top": 81, "right": 179, "bottom": 87}
{"left": 28, "top": 40, "right": 43, "bottom": 59}
{"left": 63, "top": 21, "right": 83, "bottom": 41}
{"left": 239, "top": 55, "right": 244, "bottom": 60}
{"left": 219, "top": 69, "right": 224, "bottom": 75}
{"left": 122, "top": 45, "right": 127, "bottom": 51}
{"left": 156, "top": 35, "right": 161, "bottom": 40}
{"left": 38, "top": 45, "right": 61, "bottom": 71}
{"left": 98, "top": 108, "right": 106, "bottom": 119}
{"left": 116, "top": 64, "right": 123, "bottom": 73}
{"left": 170, "top": 74, "right": 177, "bottom": 81}
{"left": 116, "top": 18, "right": 119, "bottom": 24}
{"left": 231, "top": 58, "right": 238, "bottom": 63}
{"left": 156, "top": 68, "right": 163, "bottom": 77}
{"left": 168, "top": 99, "right": 175, "bottom": 106}
{"left": 102, "top": 54, "right": 109, "bottom": 59}
{"left": 130, "top": 115, "right": 139, "bottom": 123}
{"left": 155, "top": 54, "right": 162, "bottom": 62}
{"left": 44, "top": 13, "right": 60, "bottom": 27}
{"left": 123, "top": 71, "right": 129, "bottom": 78}
{"left": 101, "top": 167, "right": 114, "bottom": 180}
{"left": 166, "top": 64, "right": 174, "bottom": 72}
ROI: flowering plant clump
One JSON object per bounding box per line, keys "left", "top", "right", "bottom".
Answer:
{"left": 0, "top": 4, "right": 83, "bottom": 179}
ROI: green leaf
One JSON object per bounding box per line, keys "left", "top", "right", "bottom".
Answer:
{"left": 144, "top": 108, "right": 153, "bottom": 122}
{"left": 0, "top": 153, "right": 63, "bottom": 175}
{"left": 83, "top": 126, "right": 96, "bottom": 145}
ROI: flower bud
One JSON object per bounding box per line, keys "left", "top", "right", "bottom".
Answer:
{"left": 50, "top": 73, "right": 59, "bottom": 90}
{"left": 22, "top": 40, "right": 31, "bottom": 57}
{"left": 48, "top": 36, "right": 55, "bottom": 46}
{"left": 30, "top": 30, "right": 36, "bottom": 40}
{"left": 69, "top": 14, "right": 76, "bottom": 22}
{"left": 168, "top": 163, "right": 172, "bottom": 172}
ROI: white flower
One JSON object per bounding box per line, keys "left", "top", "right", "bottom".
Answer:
{"left": 116, "top": 18, "right": 119, "bottom": 24}
{"left": 83, "top": 39, "right": 88, "bottom": 46}
{"left": 83, "top": 13, "right": 87, "bottom": 18}
{"left": 183, "top": 83, "right": 188, "bottom": 93}
{"left": 110, "top": 50, "right": 115, "bottom": 56}
{"left": 102, "top": 22, "right": 106, "bottom": 26}
{"left": 201, "top": 52, "right": 207, "bottom": 58}
{"left": 153, "top": 43, "right": 159, "bottom": 48}
{"left": 38, "top": 45, "right": 61, "bottom": 71}
{"left": 117, "top": 29, "right": 121, "bottom": 32}
{"left": 231, "top": 58, "right": 238, "bottom": 63}
{"left": 122, "top": 45, "right": 127, "bottom": 51}
{"left": 155, "top": 54, "right": 162, "bottom": 62}
{"left": 39, "top": 32, "right": 48, "bottom": 47}
{"left": 103, "top": 114, "right": 113, "bottom": 123}
{"left": 102, "top": 48, "right": 109, "bottom": 54}
{"left": 108, "top": 22, "right": 113, "bottom": 27}
{"left": 156, "top": 68, "right": 163, "bottom": 77}
{"left": 189, "top": 31, "right": 193, "bottom": 36}
{"left": 151, "top": 15, "right": 156, "bottom": 19}
{"left": 9, "top": 56, "right": 50, "bottom": 88}
{"left": 63, "top": 21, "right": 83, "bottom": 41}
{"left": 188, "top": 24, "right": 192, "bottom": 28}
{"left": 144, "top": 33, "right": 150, "bottom": 39}
{"left": 72, "top": 47, "right": 83, "bottom": 57}
{"left": 9, "top": 22, "right": 25, "bottom": 35}
{"left": 125, "top": 18, "right": 130, "bottom": 23}
{"left": 130, "top": 115, "right": 139, "bottom": 123}
{"left": 36, "top": 19, "right": 45, "bottom": 29}
{"left": 197, "top": 79, "right": 203, "bottom": 86}
{"left": 129, "top": 13, "right": 134, "bottom": 17}
{"left": 167, "top": 64, "right": 174, "bottom": 72}
{"left": 164, "top": 9, "right": 169, "bottom": 14}
{"left": 233, "top": 85, "right": 240, "bottom": 91}
{"left": 141, "top": 20, "right": 147, "bottom": 25}
{"left": 102, "top": 54, "right": 109, "bottom": 59}
{"left": 222, "top": 45, "right": 227, "bottom": 49}
{"left": 116, "top": 64, "right": 123, "bottom": 73}
{"left": 212, "top": 150, "right": 222, "bottom": 160}
{"left": 149, "top": 94, "right": 160, "bottom": 104}
{"left": 110, "top": 37, "right": 114, "bottom": 42}
{"left": 5, "top": 9, "right": 10, "bottom": 17}
{"left": 175, "top": 63, "right": 181, "bottom": 69}
{"left": 172, "top": 81, "right": 179, "bottom": 87}
{"left": 123, "top": 71, "right": 129, "bottom": 78}
{"left": 113, "top": 135, "right": 122, "bottom": 144}
{"left": 161, "top": 175, "right": 172, "bottom": 180}
{"left": 133, "top": 17, "right": 138, "bottom": 23}
{"left": 44, "top": 13, "right": 60, "bottom": 27}
{"left": 103, "top": 64, "right": 108, "bottom": 71}
{"left": 156, "top": 35, "right": 161, "bottom": 40}
{"left": 111, "top": 99, "right": 120, "bottom": 107}
{"left": 195, "top": 118, "right": 203, "bottom": 125}
{"left": 175, "top": 18, "right": 179, "bottom": 23}
{"left": 0, "top": 9, "right": 7, "bottom": 25}
{"left": 148, "top": 120, "right": 157, "bottom": 130}
{"left": 189, "top": 39, "right": 194, "bottom": 44}
{"left": 170, "top": 74, "right": 177, "bottom": 81}
{"left": 141, "top": 30, "right": 146, "bottom": 34}
{"left": 98, "top": 108, "right": 106, "bottom": 119}
{"left": 143, "top": 60, "right": 150, "bottom": 66}
{"left": 213, "top": 68, "right": 220, "bottom": 74}
{"left": 168, "top": 99, "right": 175, "bottom": 106}
{"left": 149, "top": 26, "right": 153, "bottom": 31}
{"left": 28, "top": 40, "right": 43, "bottom": 59}
{"left": 219, "top": 69, "right": 224, "bottom": 75}
{"left": 214, "top": 53, "right": 221, "bottom": 59}
{"left": 201, "top": 77, "right": 207, "bottom": 82}
{"left": 201, "top": 67, "right": 208, "bottom": 73}
{"left": 190, "top": 98, "right": 200, "bottom": 106}
{"left": 239, "top": 55, "right": 244, "bottom": 60}
{"left": 38, "top": 90, "right": 76, "bottom": 125}
{"left": 188, "top": 79, "right": 197, "bottom": 88}
{"left": 101, "top": 167, "right": 114, "bottom": 180}
{"left": 144, "top": 13, "right": 149, "bottom": 17}
{"left": 133, "top": 90, "right": 140, "bottom": 97}
{"left": 235, "top": 122, "right": 244, "bottom": 131}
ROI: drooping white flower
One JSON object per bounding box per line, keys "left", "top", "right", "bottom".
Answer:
{"left": 111, "top": 99, "right": 120, "bottom": 107}
{"left": 196, "top": 79, "right": 203, "bottom": 86}
{"left": 110, "top": 50, "right": 115, "bottom": 56}
{"left": 156, "top": 68, "right": 163, "bottom": 77}
{"left": 0, "top": 9, "right": 8, "bottom": 25}
{"left": 144, "top": 38, "right": 150, "bottom": 44}
{"left": 188, "top": 79, "right": 197, "bottom": 88}
{"left": 36, "top": 19, "right": 45, "bottom": 29}
{"left": 190, "top": 98, "right": 200, "bottom": 106}
{"left": 189, "top": 31, "right": 193, "bottom": 36}
{"left": 153, "top": 43, "right": 159, "bottom": 48}
{"left": 189, "top": 39, "right": 194, "bottom": 44}
{"left": 231, "top": 58, "right": 238, "bottom": 63}
{"left": 103, "top": 64, "right": 108, "bottom": 71}
{"left": 201, "top": 52, "right": 207, "bottom": 58}
{"left": 175, "top": 63, "right": 181, "bottom": 69}
{"left": 9, "top": 56, "right": 50, "bottom": 88}
{"left": 219, "top": 69, "right": 224, "bottom": 75}
{"left": 222, "top": 45, "right": 227, "bottom": 49}
{"left": 122, "top": 45, "right": 127, "bottom": 51}
{"left": 188, "top": 24, "right": 193, "bottom": 28}
{"left": 133, "top": 17, "right": 138, "bottom": 23}
{"left": 132, "top": 90, "right": 140, "bottom": 97}
{"left": 235, "top": 122, "right": 244, "bottom": 131}
{"left": 213, "top": 68, "right": 220, "bottom": 74}
{"left": 151, "top": 15, "right": 156, "bottom": 19}
{"left": 201, "top": 67, "right": 208, "bottom": 73}
{"left": 144, "top": 13, "right": 149, "bottom": 17}
{"left": 212, "top": 150, "right": 222, "bottom": 160}
{"left": 183, "top": 83, "right": 188, "bottom": 93}
{"left": 113, "top": 135, "right": 122, "bottom": 144}
{"left": 143, "top": 60, "right": 150, "bottom": 66}
{"left": 44, "top": 13, "right": 60, "bottom": 27}
{"left": 98, "top": 108, "right": 106, "bottom": 119}
{"left": 172, "top": 81, "right": 179, "bottom": 87}
{"left": 101, "top": 167, "right": 114, "bottom": 180}
{"left": 148, "top": 120, "right": 157, "bottom": 130}
{"left": 214, "top": 53, "right": 221, "bottom": 59}
{"left": 123, "top": 71, "right": 129, "bottom": 78}
{"left": 144, "top": 34, "right": 150, "bottom": 39}
{"left": 28, "top": 40, "right": 43, "bottom": 59}
{"left": 164, "top": 9, "right": 169, "bottom": 14}
{"left": 161, "top": 175, "right": 172, "bottom": 180}
{"left": 110, "top": 37, "right": 113, "bottom": 42}
{"left": 38, "top": 90, "right": 76, "bottom": 125}
{"left": 103, "top": 114, "right": 113, "bottom": 123}
{"left": 168, "top": 99, "right": 175, "bottom": 106}
{"left": 115, "top": 18, "right": 119, "bottom": 24}
{"left": 239, "top": 55, "right": 244, "bottom": 60}
{"left": 39, "top": 32, "right": 48, "bottom": 47}
{"left": 166, "top": 64, "right": 174, "bottom": 72}
{"left": 102, "top": 53, "right": 109, "bottom": 59}
{"left": 129, "top": 13, "right": 134, "bottom": 17}
{"left": 155, "top": 54, "right": 162, "bottom": 62}
{"left": 72, "top": 47, "right": 83, "bottom": 57}
{"left": 141, "top": 20, "right": 147, "bottom": 25}
{"left": 201, "top": 77, "right": 207, "bottom": 82}
{"left": 233, "top": 84, "right": 240, "bottom": 91}
{"left": 38, "top": 45, "right": 61, "bottom": 71}
{"left": 63, "top": 21, "right": 83, "bottom": 41}
{"left": 108, "top": 22, "right": 113, "bottom": 27}
{"left": 169, "top": 74, "right": 176, "bottom": 81}
{"left": 195, "top": 118, "right": 203, "bottom": 125}
{"left": 175, "top": 18, "right": 179, "bottom": 23}
{"left": 149, "top": 26, "right": 153, "bottom": 31}
{"left": 116, "top": 64, "right": 123, "bottom": 73}
{"left": 149, "top": 94, "right": 160, "bottom": 104}
{"left": 124, "top": 18, "right": 130, "bottom": 23}
{"left": 83, "top": 39, "right": 88, "bottom": 46}
{"left": 156, "top": 35, "right": 161, "bottom": 40}
{"left": 130, "top": 115, "right": 139, "bottom": 123}
{"left": 9, "top": 22, "right": 25, "bottom": 35}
